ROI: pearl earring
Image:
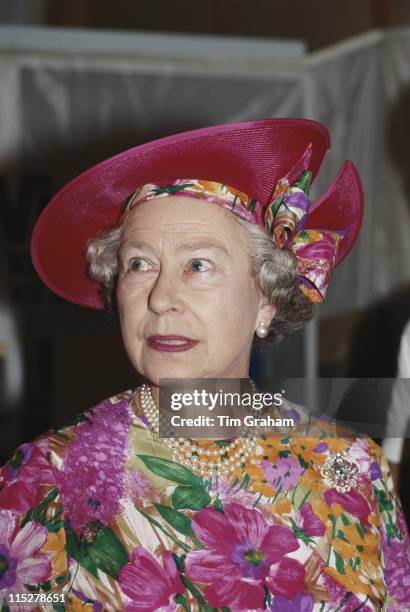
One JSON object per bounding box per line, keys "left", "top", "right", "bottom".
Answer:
{"left": 255, "top": 322, "right": 268, "bottom": 338}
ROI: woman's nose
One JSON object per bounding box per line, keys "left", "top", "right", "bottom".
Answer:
{"left": 148, "top": 267, "right": 184, "bottom": 315}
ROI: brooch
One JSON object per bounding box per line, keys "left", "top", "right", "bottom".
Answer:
{"left": 320, "top": 451, "right": 359, "bottom": 493}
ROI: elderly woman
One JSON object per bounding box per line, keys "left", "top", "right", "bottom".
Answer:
{"left": 0, "top": 119, "right": 409, "bottom": 611}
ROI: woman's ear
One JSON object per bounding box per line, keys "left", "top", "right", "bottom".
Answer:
{"left": 256, "top": 299, "right": 276, "bottom": 330}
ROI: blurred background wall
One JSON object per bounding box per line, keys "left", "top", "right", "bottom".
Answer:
{"left": 1, "top": 1, "right": 410, "bottom": 513}
{"left": 0, "top": 0, "right": 408, "bottom": 50}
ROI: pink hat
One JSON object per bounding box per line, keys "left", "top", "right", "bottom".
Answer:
{"left": 31, "top": 118, "right": 363, "bottom": 308}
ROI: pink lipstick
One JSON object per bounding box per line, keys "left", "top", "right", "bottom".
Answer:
{"left": 147, "top": 335, "right": 199, "bottom": 352}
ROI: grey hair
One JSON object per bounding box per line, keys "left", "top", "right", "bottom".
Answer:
{"left": 85, "top": 215, "right": 313, "bottom": 344}
{"left": 228, "top": 215, "right": 314, "bottom": 345}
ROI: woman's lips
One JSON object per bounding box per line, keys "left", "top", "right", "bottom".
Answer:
{"left": 146, "top": 335, "right": 199, "bottom": 352}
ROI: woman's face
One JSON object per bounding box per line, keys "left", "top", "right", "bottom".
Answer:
{"left": 116, "top": 196, "right": 274, "bottom": 386}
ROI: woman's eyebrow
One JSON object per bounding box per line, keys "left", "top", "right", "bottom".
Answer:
{"left": 118, "top": 239, "right": 231, "bottom": 257}
{"left": 176, "top": 239, "right": 230, "bottom": 256}
{"left": 118, "top": 241, "right": 154, "bottom": 255}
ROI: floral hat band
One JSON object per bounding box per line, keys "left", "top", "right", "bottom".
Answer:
{"left": 118, "top": 147, "right": 345, "bottom": 304}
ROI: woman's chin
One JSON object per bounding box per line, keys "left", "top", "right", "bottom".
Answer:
{"left": 142, "top": 365, "right": 204, "bottom": 386}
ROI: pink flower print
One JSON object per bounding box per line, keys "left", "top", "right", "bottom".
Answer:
{"left": 209, "top": 475, "right": 256, "bottom": 508}
{"left": 324, "top": 488, "right": 372, "bottom": 528}
{"left": 266, "top": 556, "right": 307, "bottom": 598}
{"left": 185, "top": 502, "right": 303, "bottom": 610}
{"left": 297, "top": 503, "right": 325, "bottom": 536}
{"left": 0, "top": 511, "right": 51, "bottom": 608}
{"left": 118, "top": 547, "right": 184, "bottom": 612}
{"left": 349, "top": 438, "right": 372, "bottom": 474}
{"left": 294, "top": 231, "right": 338, "bottom": 262}
{"left": 270, "top": 592, "right": 314, "bottom": 611}
{"left": 0, "top": 439, "right": 56, "bottom": 514}
{"left": 262, "top": 456, "right": 304, "bottom": 492}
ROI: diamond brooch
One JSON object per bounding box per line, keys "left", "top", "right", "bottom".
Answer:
{"left": 320, "top": 451, "right": 359, "bottom": 493}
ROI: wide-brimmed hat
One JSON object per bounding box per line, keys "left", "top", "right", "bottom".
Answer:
{"left": 31, "top": 118, "right": 363, "bottom": 309}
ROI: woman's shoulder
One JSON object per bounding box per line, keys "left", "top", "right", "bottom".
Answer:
{"left": 278, "top": 398, "right": 386, "bottom": 457}
{"left": 0, "top": 388, "right": 137, "bottom": 506}
{"left": 45, "top": 387, "right": 137, "bottom": 462}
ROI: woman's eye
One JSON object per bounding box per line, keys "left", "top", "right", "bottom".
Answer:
{"left": 129, "top": 258, "right": 152, "bottom": 272}
{"left": 189, "top": 259, "right": 212, "bottom": 272}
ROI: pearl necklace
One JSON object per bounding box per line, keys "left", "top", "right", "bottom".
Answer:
{"left": 139, "top": 383, "right": 257, "bottom": 479}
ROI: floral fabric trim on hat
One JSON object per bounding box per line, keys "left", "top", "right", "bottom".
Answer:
{"left": 118, "top": 148, "right": 345, "bottom": 304}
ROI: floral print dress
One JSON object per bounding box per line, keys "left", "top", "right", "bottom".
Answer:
{"left": 0, "top": 388, "right": 409, "bottom": 612}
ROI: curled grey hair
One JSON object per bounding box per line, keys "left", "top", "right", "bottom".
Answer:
{"left": 85, "top": 215, "right": 313, "bottom": 345}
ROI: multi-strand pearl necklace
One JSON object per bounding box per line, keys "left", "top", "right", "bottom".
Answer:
{"left": 138, "top": 383, "right": 257, "bottom": 479}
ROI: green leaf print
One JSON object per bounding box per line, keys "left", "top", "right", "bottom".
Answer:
{"left": 374, "top": 488, "right": 394, "bottom": 513}
{"left": 154, "top": 503, "right": 196, "bottom": 539}
{"left": 137, "top": 455, "right": 203, "bottom": 486}
{"left": 263, "top": 584, "right": 272, "bottom": 608}
{"left": 181, "top": 575, "right": 218, "bottom": 612}
{"left": 289, "top": 517, "right": 315, "bottom": 545}
{"left": 66, "top": 526, "right": 128, "bottom": 579}
{"left": 172, "top": 485, "right": 211, "bottom": 510}
{"left": 151, "top": 184, "right": 194, "bottom": 195}
{"left": 21, "top": 486, "right": 59, "bottom": 527}
{"left": 248, "top": 198, "right": 257, "bottom": 212}
{"left": 355, "top": 522, "right": 366, "bottom": 540}
{"left": 333, "top": 549, "right": 346, "bottom": 575}
{"left": 213, "top": 498, "right": 224, "bottom": 513}
{"left": 47, "top": 520, "right": 65, "bottom": 532}
{"left": 241, "top": 473, "right": 251, "bottom": 489}
{"left": 337, "top": 529, "right": 349, "bottom": 543}
{"left": 297, "top": 454, "right": 309, "bottom": 469}
{"left": 174, "top": 593, "right": 190, "bottom": 611}
{"left": 172, "top": 552, "right": 186, "bottom": 573}
{"left": 295, "top": 170, "right": 312, "bottom": 195}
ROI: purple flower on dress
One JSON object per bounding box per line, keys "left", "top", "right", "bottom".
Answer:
{"left": 381, "top": 511, "right": 410, "bottom": 607}
{"left": 369, "top": 461, "right": 382, "bottom": 481}
{"left": 0, "top": 510, "right": 51, "bottom": 604}
{"left": 313, "top": 442, "right": 328, "bottom": 453}
{"left": 185, "top": 502, "right": 305, "bottom": 610}
{"left": 297, "top": 503, "right": 325, "bottom": 536}
{"left": 58, "top": 399, "right": 134, "bottom": 536}
{"left": 284, "top": 408, "right": 301, "bottom": 423}
{"left": 118, "top": 547, "right": 184, "bottom": 612}
{"left": 270, "top": 592, "right": 314, "bottom": 612}
{"left": 262, "top": 456, "right": 304, "bottom": 492}
{"left": 125, "top": 469, "right": 160, "bottom": 504}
